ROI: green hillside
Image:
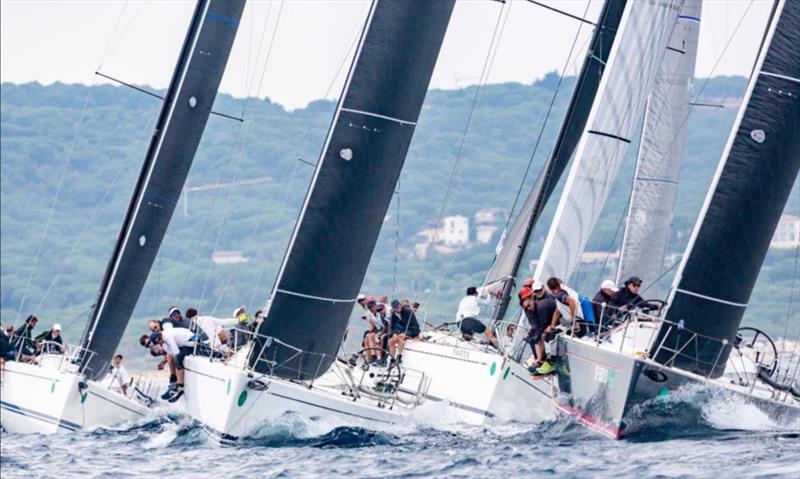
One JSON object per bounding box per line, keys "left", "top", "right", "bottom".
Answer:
{"left": 1, "top": 77, "right": 797, "bottom": 365}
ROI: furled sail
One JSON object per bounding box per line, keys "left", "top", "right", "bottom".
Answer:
{"left": 253, "top": 0, "right": 455, "bottom": 380}
{"left": 533, "top": 0, "right": 682, "bottom": 283}
{"left": 616, "top": 1, "right": 702, "bottom": 291}
{"left": 80, "top": 0, "right": 245, "bottom": 379}
{"left": 484, "top": 0, "right": 627, "bottom": 323}
{"left": 654, "top": 0, "right": 800, "bottom": 378}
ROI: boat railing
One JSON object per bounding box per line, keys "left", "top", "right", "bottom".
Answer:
{"left": 22, "top": 341, "right": 97, "bottom": 376}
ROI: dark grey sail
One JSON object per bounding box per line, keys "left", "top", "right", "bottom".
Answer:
{"left": 253, "top": 0, "right": 455, "bottom": 380}
{"left": 654, "top": 0, "right": 799, "bottom": 378}
{"left": 80, "top": 0, "right": 245, "bottom": 379}
{"left": 485, "top": 0, "right": 626, "bottom": 322}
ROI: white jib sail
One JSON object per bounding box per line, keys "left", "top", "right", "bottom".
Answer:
{"left": 616, "top": 0, "right": 702, "bottom": 291}
{"left": 534, "top": 0, "right": 684, "bottom": 283}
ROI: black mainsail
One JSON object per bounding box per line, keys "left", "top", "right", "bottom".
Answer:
{"left": 80, "top": 0, "right": 245, "bottom": 379}
{"left": 484, "top": 0, "right": 626, "bottom": 322}
{"left": 253, "top": 0, "right": 455, "bottom": 380}
{"left": 654, "top": 0, "right": 799, "bottom": 378}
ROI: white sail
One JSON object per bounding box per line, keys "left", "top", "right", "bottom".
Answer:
{"left": 534, "top": 0, "right": 683, "bottom": 283}
{"left": 616, "top": 1, "right": 702, "bottom": 290}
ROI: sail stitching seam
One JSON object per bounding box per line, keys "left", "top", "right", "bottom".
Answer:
{"left": 675, "top": 288, "right": 747, "bottom": 308}
{"left": 339, "top": 107, "right": 416, "bottom": 125}
{"left": 275, "top": 288, "right": 356, "bottom": 304}
{"left": 759, "top": 71, "right": 800, "bottom": 84}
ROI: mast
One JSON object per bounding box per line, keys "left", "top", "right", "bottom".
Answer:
{"left": 486, "top": 0, "right": 627, "bottom": 323}
{"left": 654, "top": 0, "right": 799, "bottom": 378}
{"left": 616, "top": 1, "right": 702, "bottom": 291}
{"left": 533, "top": 0, "right": 683, "bottom": 283}
{"left": 251, "top": 0, "right": 455, "bottom": 380}
{"left": 79, "top": 0, "right": 245, "bottom": 379}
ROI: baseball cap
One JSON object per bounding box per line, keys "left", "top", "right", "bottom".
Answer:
{"left": 391, "top": 299, "right": 401, "bottom": 308}
{"left": 168, "top": 307, "right": 181, "bottom": 317}
{"left": 52, "top": 323, "right": 62, "bottom": 331}
{"left": 518, "top": 287, "right": 533, "bottom": 300}
{"left": 233, "top": 305, "right": 247, "bottom": 317}
{"left": 366, "top": 301, "right": 377, "bottom": 308}
{"left": 625, "top": 276, "right": 643, "bottom": 286}
{"left": 357, "top": 294, "right": 366, "bottom": 301}
{"left": 601, "top": 280, "right": 619, "bottom": 292}
{"left": 532, "top": 280, "right": 545, "bottom": 291}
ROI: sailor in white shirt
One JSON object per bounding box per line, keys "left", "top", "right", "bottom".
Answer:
{"left": 153, "top": 326, "right": 196, "bottom": 402}
{"left": 456, "top": 286, "right": 492, "bottom": 321}
{"left": 101, "top": 354, "right": 131, "bottom": 396}
{"left": 193, "top": 315, "right": 238, "bottom": 351}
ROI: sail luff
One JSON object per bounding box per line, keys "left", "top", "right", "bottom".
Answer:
{"left": 533, "top": 0, "right": 683, "bottom": 284}
{"left": 616, "top": 2, "right": 702, "bottom": 290}
{"left": 654, "top": 0, "right": 800, "bottom": 378}
{"left": 253, "top": 0, "right": 455, "bottom": 380}
{"left": 80, "top": 0, "right": 245, "bottom": 379}
{"left": 485, "top": 0, "right": 627, "bottom": 323}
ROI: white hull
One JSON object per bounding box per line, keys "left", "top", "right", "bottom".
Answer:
{"left": 183, "top": 354, "right": 424, "bottom": 439}
{"left": 403, "top": 333, "right": 555, "bottom": 425}
{"left": 1, "top": 356, "right": 150, "bottom": 434}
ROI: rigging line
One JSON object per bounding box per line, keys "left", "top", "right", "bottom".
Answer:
{"left": 240, "top": 8, "right": 368, "bottom": 309}
{"left": 14, "top": 86, "right": 95, "bottom": 327}
{"left": 32, "top": 110, "right": 159, "bottom": 315}
{"left": 779, "top": 241, "right": 800, "bottom": 356}
{"left": 392, "top": 179, "right": 401, "bottom": 298}
{"left": 413, "top": 0, "right": 510, "bottom": 300}
{"left": 496, "top": 0, "right": 592, "bottom": 243}
{"left": 94, "top": 71, "right": 245, "bottom": 121}
{"left": 177, "top": 1, "right": 276, "bottom": 300}
{"left": 202, "top": 1, "right": 287, "bottom": 312}
{"left": 523, "top": 0, "right": 596, "bottom": 26}
{"left": 97, "top": 0, "right": 146, "bottom": 71}
{"left": 97, "top": 0, "right": 130, "bottom": 70}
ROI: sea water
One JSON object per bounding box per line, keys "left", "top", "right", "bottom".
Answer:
{"left": 2, "top": 392, "right": 798, "bottom": 478}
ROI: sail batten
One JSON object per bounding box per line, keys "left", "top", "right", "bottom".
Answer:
{"left": 253, "top": 0, "right": 455, "bottom": 380}
{"left": 616, "top": 0, "right": 702, "bottom": 291}
{"left": 655, "top": 0, "right": 800, "bottom": 378}
{"left": 485, "top": 0, "right": 627, "bottom": 322}
{"left": 533, "top": 0, "right": 683, "bottom": 284}
{"left": 80, "top": 0, "right": 245, "bottom": 379}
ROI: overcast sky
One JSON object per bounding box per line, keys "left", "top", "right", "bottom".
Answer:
{"left": 1, "top": 0, "right": 773, "bottom": 109}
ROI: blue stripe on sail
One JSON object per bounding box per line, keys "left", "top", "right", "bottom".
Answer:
{"left": 207, "top": 11, "right": 239, "bottom": 26}
{"left": 678, "top": 15, "right": 701, "bottom": 22}
{"left": 635, "top": 176, "right": 679, "bottom": 185}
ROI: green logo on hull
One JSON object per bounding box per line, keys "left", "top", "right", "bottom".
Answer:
{"left": 81, "top": 392, "right": 88, "bottom": 404}
{"left": 237, "top": 390, "right": 248, "bottom": 407}
{"left": 50, "top": 383, "right": 56, "bottom": 394}
{"left": 503, "top": 367, "right": 511, "bottom": 380}
{"left": 489, "top": 362, "right": 497, "bottom": 376}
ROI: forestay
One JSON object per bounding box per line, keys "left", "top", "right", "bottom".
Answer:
{"left": 655, "top": 0, "right": 800, "bottom": 378}
{"left": 534, "top": 0, "right": 682, "bottom": 283}
{"left": 616, "top": 1, "right": 701, "bottom": 291}
{"left": 253, "top": 0, "right": 455, "bottom": 380}
{"left": 79, "top": 0, "right": 245, "bottom": 379}
{"left": 484, "top": 0, "right": 627, "bottom": 323}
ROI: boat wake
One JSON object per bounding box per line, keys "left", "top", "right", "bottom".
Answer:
{"left": 623, "top": 382, "right": 800, "bottom": 441}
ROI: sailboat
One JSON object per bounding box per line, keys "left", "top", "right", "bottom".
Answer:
{"left": 181, "top": 0, "right": 455, "bottom": 440}
{"left": 551, "top": 0, "right": 800, "bottom": 438}
{"left": 400, "top": 0, "right": 683, "bottom": 424}
{"left": 0, "top": 0, "right": 245, "bottom": 433}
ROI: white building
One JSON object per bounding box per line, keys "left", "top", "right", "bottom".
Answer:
{"left": 439, "top": 215, "right": 469, "bottom": 246}
{"left": 772, "top": 214, "right": 800, "bottom": 249}
{"left": 475, "top": 224, "right": 498, "bottom": 244}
